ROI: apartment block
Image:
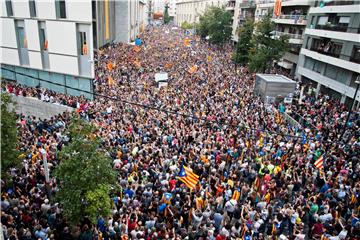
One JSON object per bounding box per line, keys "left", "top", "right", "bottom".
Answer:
{"left": 297, "top": 0, "right": 360, "bottom": 107}
{"left": 176, "top": 0, "right": 226, "bottom": 27}
{"left": 1, "top": 0, "right": 97, "bottom": 98}
{"left": 1, "top": 0, "right": 146, "bottom": 98}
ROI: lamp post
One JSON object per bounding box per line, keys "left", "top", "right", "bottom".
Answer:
{"left": 40, "top": 148, "right": 51, "bottom": 199}
{"left": 339, "top": 77, "right": 360, "bottom": 141}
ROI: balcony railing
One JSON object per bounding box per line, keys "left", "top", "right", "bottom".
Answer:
{"left": 310, "top": 46, "right": 342, "bottom": 58}
{"left": 257, "top": 0, "right": 275, "bottom": 3}
{"left": 314, "top": 24, "right": 360, "bottom": 33}
{"left": 275, "top": 31, "right": 304, "bottom": 39}
{"left": 276, "top": 14, "right": 308, "bottom": 20}
{"left": 240, "top": 1, "right": 256, "bottom": 8}
{"left": 315, "top": 24, "right": 347, "bottom": 32}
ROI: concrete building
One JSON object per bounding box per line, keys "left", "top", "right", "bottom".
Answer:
{"left": 229, "top": 0, "right": 256, "bottom": 42}
{"left": 0, "top": 0, "right": 147, "bottom": 98}
{"left": 1, "top": 0, "right": 96, "bottom": 98}
{"left": 168, "top": 0, "right": 177, "bottom": 19}
{"left": 115, "top": 0, "right": 146, "bottom": 43}
{"left": 297, "top": 0, "right": 360, "bottom": 107}
{"left": 247, "top": 0, "right": 314, "bottom": 76}
{"left": 272, "top": 0, "right": 314, "bottom": 76}
{"left": 176, "top": 0, "right": 226, "bottom": 27}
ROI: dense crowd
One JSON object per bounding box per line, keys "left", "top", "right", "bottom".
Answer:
{"left": 1, "top": 25, "right": 359, "bottom": 240}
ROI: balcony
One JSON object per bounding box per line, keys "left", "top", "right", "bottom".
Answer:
{"left": 314, "top": 24, "right": 360, "bottom": 34}
{"left": 275, "top": 31, "right": 304, "bottom": 44}
{"left": 301, "top": 48, "right": 360, "bottom": 74}
{"left": 226, "top": 4, "right": 235, "bottom": 10}
{"left": 273, "top": 14, "right": 307, "bottom": 25}
{"left": 240, "top": 1, "right": 256, "bottom": 8}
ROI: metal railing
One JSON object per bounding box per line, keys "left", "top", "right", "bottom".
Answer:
{"left": 314, "top": 24, "right": 360, "bottom": 33}
{"left": 275, "top": 31, "right": 304, "bottom": 39}
{"left": 276, "top": 14, "right": 308, "bottom": 20}
{"left": 240, "top": 1, "right": 256, "bottom": 8}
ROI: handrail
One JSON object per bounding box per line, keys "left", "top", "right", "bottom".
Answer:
{"left": 276, "top": 14, "right": 308, "bottom": 20}
{"left": 275, "top": 31, "right": 304, "bottom": 39}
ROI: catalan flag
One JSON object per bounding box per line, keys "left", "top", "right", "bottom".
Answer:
{"left": 314, "top": 155, "right": 324, "bottom": 169}
{"left": 108, "top": 76, "right": 115, "bottom": 86}
{"left": 200, "top": 155, "right": 209, "bottom": 164}
{"left": 107, "top": 62, "right": 114, "bottom": 71}
{"left": 133, "top": 60, "right": 141, "bottom": 69}
{"left": 232, "top": 189, "right": 240, "bottom": 201}
{"left": 133, "top": 45, "right": 141, "bottom": 52}
{"left": 184, "top": 38, "right": 191, "bottom": 46}
{"left": 177, "top": 165, "right": 199, "bottom": 190}
{"left": 188, "top": 65, "right": 198, "bottom": 74}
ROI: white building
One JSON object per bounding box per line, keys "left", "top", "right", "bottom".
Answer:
{"left": 1, "top": 0, "right": 95, "bottom": 98}
{"left": 1, "top": 0, "right": 146, "bottom": 98}
{"left": 296, "top": 1, "right": 360, "bottom": 107}
{"left": 115, "top": 0, "right": 147, "bottom": 43}
{"left": 168, "top": 0, "right": 177, "bottom": 19}
{"left": 176, "top": 0, "right": 226, "bottom": 27}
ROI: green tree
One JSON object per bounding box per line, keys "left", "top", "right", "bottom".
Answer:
{"left": 1, "top": 93, "right": 20, "bottom": 180}
{"left": 197, "top": 7, "right": 232, "bottom": 45}
{"left": 181, "top": 21, "right": 194, "bottom": 30}
{"left": 164, "top": 4, "right": 171, "bottom": 24}
{"left": 55, "top": 117, "right": 116, "bottom": 225}
{"left": 248, "top": 12, "right": 289, "bottom": 73}
{"left": 233, "top": 18, "right": 254, "bottom": 65}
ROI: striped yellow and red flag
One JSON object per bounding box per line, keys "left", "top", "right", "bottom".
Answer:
{"left": 188, "top": 65, "right": 198, "bottom": 74}
{"left": 177, "top": 165, "right": 199, "bottom": 190}
{"left": 133, "top": 45, "right": 141, "bottom": 52}
{"left": 274, "top": 0, "right": 282, "bottom": 17}
{"left": 107, "top": 62, "right": 114, "bottom": 71}
{"left": 108, "top": 76, "right": 115, "bottom": 86}
{"left": 200, "top": 155, "right": 209, "bottom": 164}
{"left": 232, "top": 190, "right": 240, "bottom": 201}
{"left": 314, "top": 155, "right": 324, "bottom": 169}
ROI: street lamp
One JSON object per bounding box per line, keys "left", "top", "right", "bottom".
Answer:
{"left": 339, "top": 76, "right": 360, "bottom": 141}
{"left": 40, "top": 148, "right": 51, "bottom": 199}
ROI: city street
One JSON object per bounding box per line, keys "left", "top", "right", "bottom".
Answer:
{"left": 1, "top": 1, "right": 359, "bottom": 240}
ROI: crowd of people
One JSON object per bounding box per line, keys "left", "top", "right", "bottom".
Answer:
{"left": 1, "top": 25, "right": 359, "bottom": 240}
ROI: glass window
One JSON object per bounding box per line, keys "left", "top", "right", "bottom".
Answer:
{"left": 304, "top": 57, "right": 314, "bottom": 70}
{"left": 16, "top": 27, "right": 26, "bottom": 48}
{"left": 339, "top": 16, "right": 350, "bottom": 24}
{"left": 79, "top": 32, "right": 88, "bottom": 55}
{"left": 56, "top": 0, "right": 66, "bottom": 19}
{"left": 317, "top": 16, "right": 328, "bottom": 25}
{"left": 6, "top": 0, "right": 13, "bottom": 16}
{"left": 325, "top": 64, "right": 338, "bottom": 79}
{"left": 29, "top": 0, "right": 36, "bottom": 17}
{"left": 349, "top": 46, "right": 360, "bottom": 63}
{"left": 313, "top": 61, "right": 324, "bottom": 73}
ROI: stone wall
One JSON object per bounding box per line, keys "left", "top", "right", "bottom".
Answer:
{"left": 10, "top": 95, "right": 73, "bottom": 120}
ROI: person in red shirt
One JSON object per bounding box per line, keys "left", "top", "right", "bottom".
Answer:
{"left": 311, "top": 220, "right": 324, "bottom": 238}
{"left": 169, "top": 177, "right": 177, "bottom": 191}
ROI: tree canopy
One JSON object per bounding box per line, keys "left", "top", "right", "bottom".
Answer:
{"left": 54, "top": 117, "right": 117, "bottom": 225}
{"left": 164, "top": 4, "right": 171, "bottom": 24}
{"left": 248, "top": 12, "right": 289, "bottom": 73}
{"left": 197, "top": 7, "right": 232, "bottom": 45}
{"left": 233, "top": 18, "right": 254, "bottom": 65}
{"left": 1, "top": 93, "right": 20, "bottom": 180}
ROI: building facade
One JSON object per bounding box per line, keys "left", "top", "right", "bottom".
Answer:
{"left": 1, "top": 0, "right": 147, "bottom": 98}
{"left": 176, "top": 0, "right": 226, "bottom": 27}
{"left": 1, "top": 0, "right": 96, "bottom": 98}
{"left": 229, "top": 0, "right": 256, "bottom": 42}
{"left": 297, "top": 0, "right": 360, "bottom": 107}
{"left": 115, "top": 0, "right": 146, "bottom": 43}
{"left": 169, "top": 0, "right": 177, "bottom": 19}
